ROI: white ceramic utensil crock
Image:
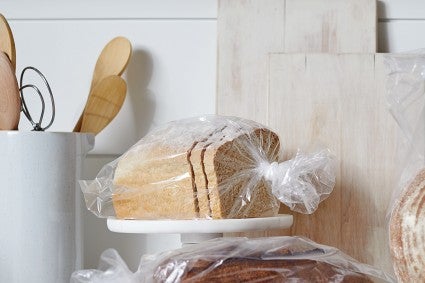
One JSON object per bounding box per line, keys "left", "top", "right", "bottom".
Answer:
{"left": 0, "top": 131, "right": 94, "bottom": 282}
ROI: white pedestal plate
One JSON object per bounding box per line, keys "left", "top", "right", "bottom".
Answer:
{"left": 107, "top": 214, "right": 293, "bottom": 246}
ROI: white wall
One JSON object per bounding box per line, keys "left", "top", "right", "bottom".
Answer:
{"left": 2, "top": 0, "right": 217, "bottom": 155}
{"left": 3, "top": 0, "right": 425, "bottom": 272}
{"left": 2, "top": 0, "right": 217, "bottom": 271}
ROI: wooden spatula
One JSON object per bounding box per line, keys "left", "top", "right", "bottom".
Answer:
{"left": 0, "top": 14, "right": 16, "bottom": 71}
{"left": 80, "top": 75, "right": 127, "bottom": 135}
{"left": 74, "top": 36, "right": 132, "bottom": 132}
{"left": 0, "top": 52, "right": 20, "bottom": 130}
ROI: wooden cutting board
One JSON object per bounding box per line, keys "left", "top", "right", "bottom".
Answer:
{"left": 268, "top": 53, "right": 396, "bottom": 273}
{"left": 217, "top": 0, "right": 391, "bottom": 272}
{"left": 217, "top": 0, "right": 377, "bottom": 124}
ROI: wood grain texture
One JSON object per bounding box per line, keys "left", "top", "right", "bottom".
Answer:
{"left": 0, "top": 14, "right": 16, "bottom": 71}
{"left": 284, "top": 0, "right": 376, "bottom": 52}
{"left": 217, "top": 0, "right": 377, "bottom": 123}
{"left": 0, "top": 52, "right": 20, "bottom": 130}
{"left": 74, "top": 36, "right": 132, "bottom": 132}
{"left": 268, "top": 53, "right": 396, "bottom": 273}
{"left": 217, "top": 0, "right": 285, "bottom": 124}
{"left": 81, "top": 75, "right": 127, "bottom": 135}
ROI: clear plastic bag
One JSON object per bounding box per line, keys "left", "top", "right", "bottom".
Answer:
{"left": 71, "top": 236, "right": 395, "bottom": 283}
{"left": 80, "top": 115, "right": 335, "bottom": 219}
{"left": 385, "top": 51, "right": 425, "bottom": 282}
{"left": 70, "top": 249, "right": 138, "bottom": 283}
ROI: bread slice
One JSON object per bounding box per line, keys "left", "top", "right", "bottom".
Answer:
{"left": 190, "top": 127, "right": 228, "bottom": 219}
{"left": 203, "top": 128, "right": 281, "bottom": 218}
{"left": 389, "top": 168, "right": 425, "bottom": 282}
{"left": 191, "top": 139, "right": 212, "bottom": 219}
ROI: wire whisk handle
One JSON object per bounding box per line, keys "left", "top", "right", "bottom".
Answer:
{"left": 19, "top": 66, "right": 55, "bottom": 131}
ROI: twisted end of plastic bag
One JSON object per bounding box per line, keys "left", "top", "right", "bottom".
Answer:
{"left": 258, "top": 148, "right": 336, "bottom": 214}
{"left": 79, "top": 160, "right": 120, "bottom": 218}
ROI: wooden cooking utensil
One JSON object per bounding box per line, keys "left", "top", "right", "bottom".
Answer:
{"left": 0, "top": 14, "right": 16, "bottom": 71}
{"left": 74, "top": 36, "right": 132, "bottom": 132}
{"left": 0, "top": 52, "right": 20, "bottom": 130}
{"left": 80, "top": 75, "right": 127, "bottom": 135}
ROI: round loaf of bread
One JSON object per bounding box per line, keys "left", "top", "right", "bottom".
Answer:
{"left": 389, "top": 168, "right": 425, "bottom": 282}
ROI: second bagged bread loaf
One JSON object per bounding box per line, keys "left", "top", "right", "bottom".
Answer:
{"left": 143, "top": 236, "right": 393, "bottom": 282}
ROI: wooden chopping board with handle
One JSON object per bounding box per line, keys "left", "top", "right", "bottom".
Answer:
{"left": 217, "top": 0, "right": 395, "bottom": 274}
{"left": 217, "top": 0, "right": 377, "bottom": 124}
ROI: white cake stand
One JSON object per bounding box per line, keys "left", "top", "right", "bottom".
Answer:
{"left": 107, "top": 214, "right": 293, "bottom": 246}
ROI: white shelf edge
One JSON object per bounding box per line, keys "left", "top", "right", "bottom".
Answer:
{"left": 107, "top": 214, "right": 293, "bottom": 234}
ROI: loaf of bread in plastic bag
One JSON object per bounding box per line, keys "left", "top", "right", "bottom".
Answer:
{"left": 71, "top": 237, "right": 395, "bottom": 283}
{"left": 113, "top": 117, "right": 280, "bottom": 219}
{"left": 144, "top": 237, "right": 394, "bottom": 282}
{"left": 80, "top": 115, "right": 335, "bottom": 219}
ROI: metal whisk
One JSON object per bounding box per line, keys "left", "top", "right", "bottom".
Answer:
{"left": 19, "top": 66, "right": 55, "bottom": 131}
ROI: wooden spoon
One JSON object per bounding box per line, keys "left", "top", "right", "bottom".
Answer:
{"left": 0, "top": 52, "right": 20, "bottom": 130}
{"left": 0, "top": 14, "right": 16, "bottom": 71}
{"left": 74, "top": 36, "right": 132, "bottom": 132}
{"left": 80, "top": 75, "right": 127, "bottom": 135}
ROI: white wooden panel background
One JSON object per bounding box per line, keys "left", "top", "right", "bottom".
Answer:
{"left": 2, "top": 0, "right": 425, "bottom": 271}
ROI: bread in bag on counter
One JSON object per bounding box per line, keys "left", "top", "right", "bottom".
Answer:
{"left": 112, "top": 116, "right": 280, "bottom": 219}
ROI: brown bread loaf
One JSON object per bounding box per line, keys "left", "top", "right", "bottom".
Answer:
{"left": 150, "top": 237, "right": 375, "bottom": 282}
{"left": 112, "top": 118, "right": 280, "bottom": 219}
{"left": 180, "top": 259, "right": 372, "bottom": 282}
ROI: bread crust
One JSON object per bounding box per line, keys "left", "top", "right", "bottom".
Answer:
{"left": 389, "top": 168, "right": 425, "bottom": 282}
{"left": 152, "top": 237, "right": 373, "bottom": 282}
{"left": 181, "top": 259, "right": 372, "bottom": 282}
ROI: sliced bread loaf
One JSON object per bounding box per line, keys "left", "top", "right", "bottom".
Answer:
{"left": 112, "top": 117, "right": 281, "bottom": 219}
